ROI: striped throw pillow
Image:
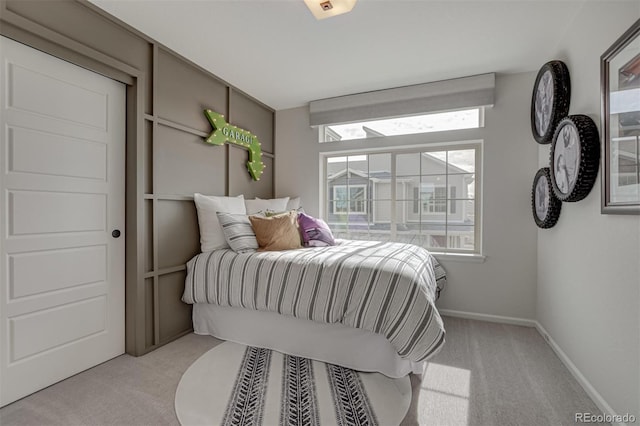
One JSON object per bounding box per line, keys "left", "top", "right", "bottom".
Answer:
{"left": 216, "top": 212, "right": 258, "bottom": 253}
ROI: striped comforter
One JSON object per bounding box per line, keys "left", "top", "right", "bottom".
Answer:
{"left": 182, "top": 240, "right": 446, "bottom": 362}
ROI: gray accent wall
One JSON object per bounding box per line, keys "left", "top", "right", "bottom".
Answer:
{"left": 0, "top": 0, "right": 275, "bottom": 356}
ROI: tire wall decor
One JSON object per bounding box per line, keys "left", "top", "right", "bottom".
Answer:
{"left": 549, "top": 115, "right": 600, "bottom": 202}
{"left": 532, "top": 167, "right": 562, "bottom": 228}
{"left": 530, "top": 61, "right": 600, "bottom": 228}
{"left": 531, "top": 61, "right": 571, "bottom": 144}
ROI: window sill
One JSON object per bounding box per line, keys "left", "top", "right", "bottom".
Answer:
{"left": 431, "top": 252, "right": 486, "bottom": 263}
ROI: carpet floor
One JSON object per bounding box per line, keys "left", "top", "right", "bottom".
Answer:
{"left": 0, "top": 316, "right": 605, "bottom": 426}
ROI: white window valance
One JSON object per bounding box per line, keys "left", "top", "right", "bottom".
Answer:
{"left": 309, "top": 73, "right": 495, "bottom": 127}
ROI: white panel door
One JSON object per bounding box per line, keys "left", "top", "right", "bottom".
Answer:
{"left": 0, "top": 36, "right": 125, "bottom": 407}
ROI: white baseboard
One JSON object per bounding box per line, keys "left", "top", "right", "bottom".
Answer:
{"left": 534, "top": 321, "right": 627, "bottom": 426}
{"left": 439, "top": 309, "right": 627, "bottom": 426}
{"left": 438, "top": 309, "right": 537, "bottom": 327}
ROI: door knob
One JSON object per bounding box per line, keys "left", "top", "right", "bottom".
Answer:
{"left": 112, "top": 230, "right": 121, "bottom": 238}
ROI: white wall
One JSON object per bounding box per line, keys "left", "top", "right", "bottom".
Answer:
{"left": 274, "top": 2, "right": 640, "bottom": 420}
{"left": 537, "top": 3, "right": 640, "bottom": 420}
{"left": 275, "top": 72, "right": 539, "bottom": 320}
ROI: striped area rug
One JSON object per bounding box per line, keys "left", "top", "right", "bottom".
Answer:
{"left": 175, "top": 342, "right": 411, "bottom": 426}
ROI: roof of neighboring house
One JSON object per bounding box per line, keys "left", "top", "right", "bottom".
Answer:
{"left": 420, "top": 152, "right": 470, "bottom": 175}
{"left": 327, "top": 168, "right": 415, "bottom": 183}
{"left": 327, "top": 168, "right": 368, "bottom": 180}
{"left": 370, "top": 171, "right": 391, "bottom": 179}
{"left": 327, "top": 152, "right": 472, "bottom": 182}
{"left": 362, "top": 126, "right": 386, "bottom": 138}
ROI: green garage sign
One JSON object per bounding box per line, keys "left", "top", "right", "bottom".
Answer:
{"left": 204, "top": 109, "right": 265, "bottom": 181}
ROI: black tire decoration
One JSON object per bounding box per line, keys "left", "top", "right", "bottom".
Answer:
{"left": 549, "top": 115, "right": 600, "bottom": 202}
{"left": 532, "top": 167, "right": 562, "bottom": 228}
{"left": 531, "top": 61, "right": 571, "bottom": 144}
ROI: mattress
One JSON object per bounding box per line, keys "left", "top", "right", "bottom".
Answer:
{"left": 192, "top": 303, "right": 424, "bottom": 378}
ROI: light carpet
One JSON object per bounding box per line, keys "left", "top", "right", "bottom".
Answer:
{"left": 0, "top": 317, "right": 607, "bottom": 426}
{"left": 175, "top": 341, "right": 411, "bottom": 426}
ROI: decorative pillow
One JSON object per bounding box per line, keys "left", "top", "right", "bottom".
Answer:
{"left": 249, "top": 211, "right": 302, "bottom": 251}
{"left": 264, "top": 207, "right": 304, "bottom": 217}
{"left": 216, "top": 212, "right": 258, "bottom": 253}
{"left": 245, "top": 197, "right": 289, "bottom": 215}
{"left": 297, "top": 213, "right": 336, "bottom": 247}
{"left": 193, "top": 193, "right": 246, "bottom": 252}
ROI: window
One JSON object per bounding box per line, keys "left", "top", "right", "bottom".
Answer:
{"left": 332, "top": 185, "right": 367, "bottom": 214}
{"left": 323, "top": 143, "right": 481, "bottom": 254}
{"left": 419, "top": 186, "right": 458, "bottom": 214}
{"left": 421, "top": 185, "right": 447, "bottom": 214}
{"left": 321, "top": 108, "right": 482, "bottom": 142}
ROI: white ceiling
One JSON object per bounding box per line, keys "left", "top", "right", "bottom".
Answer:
{"left": 88, "top": 0, "right": 593, "bottom": 110}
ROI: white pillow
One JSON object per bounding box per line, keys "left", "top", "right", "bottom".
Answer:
{"left": 245, "top": 197, "right": 289, "bottom": 214}
{"left": 286, "top": 197, "right": 301, "bottom": 210}
{"left": 193, "top": 193, "right": 246, "bottom": 252}
{"left": 255, "top": 196, "right": 300, "bottom": 211}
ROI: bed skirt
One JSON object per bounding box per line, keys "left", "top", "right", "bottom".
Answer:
{"left": 192, "top": 303, "right": 424, "bottom": 378}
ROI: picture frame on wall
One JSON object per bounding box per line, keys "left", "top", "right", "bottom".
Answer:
{"left": 601, "top": 19, "right": 640, "bottom": 214}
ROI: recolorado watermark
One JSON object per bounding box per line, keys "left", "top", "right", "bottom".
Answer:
{"left": 575, "top": 412, "right": 636, "bottom": 423}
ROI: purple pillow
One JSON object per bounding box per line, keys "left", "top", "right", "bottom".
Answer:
{"left": 297, "top": 213, "right": 336, "bottom": 247}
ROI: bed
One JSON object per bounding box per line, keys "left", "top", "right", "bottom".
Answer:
{"left": 182, "top": 239, "right": 446, "bottom": 378}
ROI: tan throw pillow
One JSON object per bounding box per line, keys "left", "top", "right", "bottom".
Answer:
{"left": 249, "top": 211, "right": 302, "bottom": 251}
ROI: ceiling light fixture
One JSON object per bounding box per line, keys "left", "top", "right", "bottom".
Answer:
{"left": 303, "top": 0, "right": 357, "bottom": 20}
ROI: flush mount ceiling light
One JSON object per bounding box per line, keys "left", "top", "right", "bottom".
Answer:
{"left": 303, "top": 0, "right": 357, "bottom": 20}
